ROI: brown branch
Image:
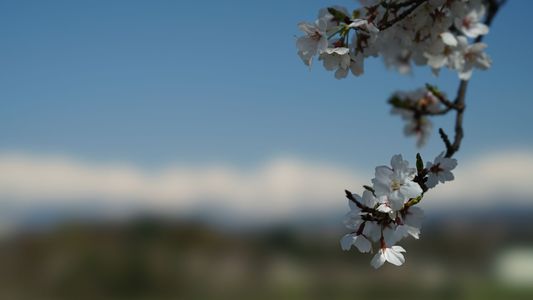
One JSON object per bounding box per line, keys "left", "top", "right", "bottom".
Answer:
{"left": 444, "top": 81, "right": 466, "bottom": 157}
{"left": 379, "top": 0, "right": 428, "bottom": 30}
{"left": 426, "top": 107, "right": 453, "bottom": 116}
{"left": 444, "top": 0, "right": 506, "bottom": 158}
{"left": 426, "top": 84, "right": 456, "bottom": 109}
{"left": 380, "top": 0, "right": 422, "bottom": 10}
{"left": 438, "top": 128, "right": 452, "bottom": 152}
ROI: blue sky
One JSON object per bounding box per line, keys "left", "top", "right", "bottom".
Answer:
{"left": 1, "top": 0, "right": 532, "bottom": 170}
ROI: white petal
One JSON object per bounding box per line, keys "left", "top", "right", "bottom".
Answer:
{"left": 340, "top": 234, "right": 355, "bottom": 251}
{"left": 395, "top": 224, "right": 409, "bottom": 239}
{"left": 297, "top": 50, "right": 313, "bottom": 66}
{"left": 350, "top": 56, "right": 364, "bottom": 76}
{"left": 362, "top": 190, "right": 377, "bottom": 207}
{"left": 456, "top": 36, "right": 468, "bottom": 48}
{"left": 339, "top": 53, "right": 351, "bottom": 69}
{"left": 322, "top": 54, "right": 340, "bottom": 70}
{"left": 372, "top": 180, "right": 391, "bottom": 196}
{"left": 459, "top": 69, "right": 473, "bottom": 80}
{"left": 425, "top": 54, "right": 447, "bottom": 69}
{"left": 383, "top": 227, "right": 400, "bottom": 247}
{"left": 370, "top": 251, "right": 386, "bottom": 269}
{"left": 343, "top": 211, "right": 362, "bottom": 230}
{"left": 384, "top": 247, "right": 405, "bottom": 266}
{"left": 470, "top": 43, "right": 488, "bottom": 53}
{"left": 375, "top": 166, "right": 393, "bottom": 182}
{"left": 377, "top": 203, "right": 393, "bottom": 214}
{"left": 391, "top": 245, "right": 406, "bottom": 253}
{"left": 439, "top": 170, "right": 455, "bottom": 182}
{"left": 400, "top": 181, "right": 422, "bottom": 199}
{"left": 316, "top": 18, "right": 328, "bottom": 32}
{"left": 348, "top": 19, "right": 367, "bottom": 28}
{"left": 390, "top": 154, "right": 406, "bottom": 171}
{"left": 404, "top": 207, "right": 424, "bottom": 228}
{"left": 440, "top": 32, "right": 458, "bottom": 47}
{"left": 465, "top": 23, "right": 489, "bottom": 38}
{"left": 363, "top": 221, "right": 381, "bottom": 242}
{"left": 387, "top": 196, "right": 405, "bottom": 211}
{"left": 298, "top": 22, "right": 316, "bottom": 35}
{"left": 333, "top": 47, "right": 350, "bottom": 55}
{"left": 353, "top": 236, "right": 372, "bottom": 253}
{"left": 317, "top": 37, "right": 329, "bottom": 54}
{"left": 425, "top": 174, "right": 438, "bottom": 188}
{"left": 348, "top": 194, "right": 361, "bottom": 211}
{"left": 334, "top": 67, "right": 349, "bottom": 79}
{"left": 475, "top": 54, "right": 492, "bottom": 69}
{"left": 403, "top": 225, "right": 420, "bottom": 239}
{"left": 440, "top": 157, "right": 458, "bottom": 170}
{"left": 296, "top": 36, "right": 315, "bottom": 53}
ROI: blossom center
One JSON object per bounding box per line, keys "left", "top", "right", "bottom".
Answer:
{"left": 462, "top": 17, "right": 472, "bottom": 30}
{"left": 430, "top": 163, "right": 444, "bottom": 174}
{"left": 391, "top": 179, "right": 401, "bottom": 191}
{"left": 310, "top": 31, "right": 323, "bottom": 41}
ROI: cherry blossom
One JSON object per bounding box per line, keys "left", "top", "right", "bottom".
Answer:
{"left": 372, "top": 155, "right": 423, "bottom": 211}
{"left": 296, "top": 19, "right": 329, "bottom": 66}
{"left": 426, "top": 152, "right": 458, "bottom": 188}
{"left": 340, "top": 154, "right": 427, "bottom": 267}
{"left": 296, "top": 0, "right": 493, "bottom": 80}
{"left": 319, "top": 47, "right": 352, "bottom": 79}
{"left": 370, "top": 245, "right": 406, "bottom": 269}
{"left": 341, "top": 233, "right": 372, "bottom": 253}
{"left": 453, "top": 36, "right": 492, "bottom": 80}
{"left": 390, "top": 88, "right": 443, "bottom": 147}
{"left": 455, "top": 3, "right": 490, "bottom": 38}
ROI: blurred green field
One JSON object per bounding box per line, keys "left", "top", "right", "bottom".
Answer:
{"left": 0, "top": 217, "right": 532, "bottom": 300}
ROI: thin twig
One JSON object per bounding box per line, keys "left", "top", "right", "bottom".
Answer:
{"left": 426, "top": 107, "right": 453, "bottom": 116}
{"left": 381, "top": 0, "right": 422, "bottom": 10}
{"left": 438, "top": 128, "right": 453, "bottom": 151}
{"left": 379, "top": 0, "right": 428, "bottom": 30}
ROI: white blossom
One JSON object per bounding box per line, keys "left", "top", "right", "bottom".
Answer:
{"left": 318, "top": 6, "right": 348, "bottom": 34}
{"left": 372, "top": 154, "right": 423, "bottom": 211}
{"left": 383, "top": 226, "right": 402, "bottom": 246}
{"left": 341, "top": 157, "right": 426, "bottom": 267}
{"left": 425, "top": 32, "right": 459, "bottom": 75}
{"left": 426, "top": 152, "right": 458, "bottom": 188}
{"left": 349, "top": 52, "right": 365, "bottom": 76}
{"left": 341, "top": 233, "right": 372, "bottom": 253}
{"left": 455, "top": 5, "right": 489, "bottom": 38}
{"left": 391, "top": 88, "right": 442, "bottom": 146}
{"left": 453, "top": 36, "right": 492, "bottom": 80}
{"left": 296, "top": 18, "right": 329, "bottom": 66}
{"left": 396, "top": 206, "right": 425, "bottom": 239}
{"left": 370, "top": 245, "right": 406, "bottom": 269}
{"left": 343, "top": 210, "right": 363, "bottom": 230}
{"left": 344, "top": 199, "right": 363, "bottom": 230}
{"left": 362, "top": 220, "right": 381, "bottom": 242}
{"left": 403, "top": 206, "right": 424, "bottom": 229}
{"left": 319, "top": 47, "right": 352, "bottom": 79}
{"left": 297, "top": 0, "right": 493, "bottom": 80}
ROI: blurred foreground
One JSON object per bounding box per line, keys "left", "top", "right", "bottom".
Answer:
{"left": 1, "top": 213, "right": 533, "bottom": 300}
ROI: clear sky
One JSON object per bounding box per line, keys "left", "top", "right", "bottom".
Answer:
{"left": 0, "top": 0, "right": 531, "bottom": 169}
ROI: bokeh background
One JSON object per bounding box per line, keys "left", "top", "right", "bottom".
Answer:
{"left": 1, "top": 0, "right": 533, "bottom": 299}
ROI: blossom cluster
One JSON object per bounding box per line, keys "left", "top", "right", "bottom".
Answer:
{"left": 341, "top": 153, "right": 456, "bottom": 268}
{"left": 296, "top": 0, "right": 492, "bottom": 79}
{"left": 390, "top": 87, "right": 443, "bottom": 147}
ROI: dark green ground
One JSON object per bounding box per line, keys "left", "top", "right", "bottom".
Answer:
{"left": 0, "top": 218, "right": 531, "bottom": 300}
